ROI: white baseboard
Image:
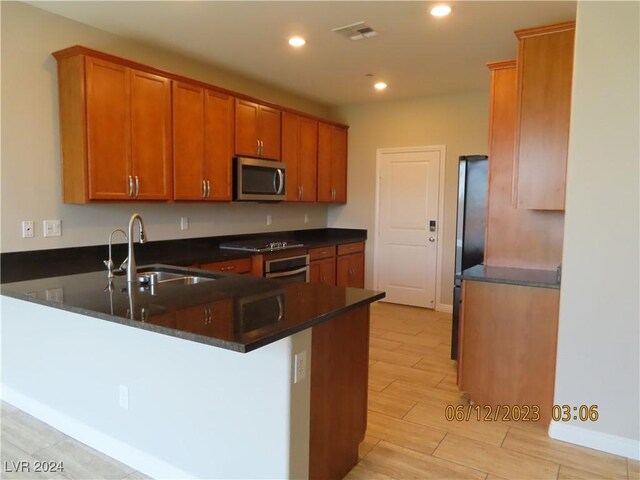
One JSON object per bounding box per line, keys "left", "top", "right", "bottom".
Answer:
{"left": 436, "top": 303, "right": 453, "bottom": 314}
{"left": 1, "top": 386, "right": 195, "bottom": 479}
{"left": 548, "top": 421, "right": 640, "bottom": 460}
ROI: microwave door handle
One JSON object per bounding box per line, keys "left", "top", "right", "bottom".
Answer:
{"left": 274, "top": 169, "right": 284, "bottom": 194}
{"left": 267, "top": 266, "right": 308, "bottom": 278}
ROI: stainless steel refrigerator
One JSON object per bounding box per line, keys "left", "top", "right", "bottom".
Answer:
{"left": 451, "top": 155, "right": 488, "bottom": 360}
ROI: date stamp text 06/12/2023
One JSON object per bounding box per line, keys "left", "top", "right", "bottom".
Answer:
{"left": 445, "top": 404, "right": 599, "bottom": 422}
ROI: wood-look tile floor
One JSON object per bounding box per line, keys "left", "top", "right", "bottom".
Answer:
{"left": 348, "top": 302, "right": 638, "bottom": 480}
{"left": 0, "top": 302, "right": 637, "bottom": 479}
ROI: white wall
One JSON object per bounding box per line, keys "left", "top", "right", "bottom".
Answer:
{"left": 328, "top": 91, "right": 489, "bottom": 305}
{"left": 1, "top": 296, "right": 312, "bottom": 479}
{"left": 551, "top": 1, "right": 639, "bottom": 459}
{"left": 0, "top": 2, "right": 333, "bottom": 253}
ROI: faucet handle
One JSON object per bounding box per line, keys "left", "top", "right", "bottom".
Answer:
{"left": 119, "top": 257, "right": 129, "bottom": 272}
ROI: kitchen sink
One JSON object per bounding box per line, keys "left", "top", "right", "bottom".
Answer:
{"left": 136, "top": 267, "right": 216, "bottom": 286}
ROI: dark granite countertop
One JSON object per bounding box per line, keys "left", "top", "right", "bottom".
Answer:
{"left": 460, "top": 265, "right": 560, "bottom": 289}
{"left": 0, "top": 228, "right": 367, "bottom": 283}
{"left": 1, "top": 264, "right": 384, "bottom": 353}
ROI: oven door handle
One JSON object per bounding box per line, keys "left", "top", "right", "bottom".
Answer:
{"left": 266, "top": 266, "right": 308, "bottom": 279}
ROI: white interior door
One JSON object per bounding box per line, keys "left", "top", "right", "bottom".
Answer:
{"left": 376, "top": 148, "right": 442, "bottom": 308}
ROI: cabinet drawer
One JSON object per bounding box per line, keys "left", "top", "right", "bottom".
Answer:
{"left": 200, "top": 257, "right": 251, "bottom": 274}
{"left": 337, "top": 242, "right": 364, "bottom": 256}
{"left": 308, "top": 245, "right": 336, "bottom": 261}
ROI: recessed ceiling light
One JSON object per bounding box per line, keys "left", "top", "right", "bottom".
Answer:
{"left": 374, "top": 82, "right": 388, "bottom": 91}
{"left": 430, "top": 4, "right": 452, "bottom": 17}
{"left": 288, "top": 36, "right": 306, "bottom": 47}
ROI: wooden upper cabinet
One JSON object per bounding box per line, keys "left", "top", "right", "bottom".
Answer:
{"left": 318, "top": 122, "right": 348, "bottom": 203}
{"left": 55, "top": 52, "right": 171, "bottom": 203}
{"left": 204, "top": 90, "right": 234, "bottom": 201}
{"left": 173, "top": 83, "right": 234, "bottom": 201}
{"left": 513, "top": 22, "right": 575, "bottom": 210}
{"left": 130, "top": 69, "right": 172, "bottom": 200}
{"left": 85, "top": 57, "right": 131, "bottom": 200}
{"left": 235, "top": 99, "right": 281, "bottom": 160}
{"left": 283, "top": 112, "right": 318, "bottom": 202}
{"left": 173, "top": 82, "right": 205, "bottom": 200}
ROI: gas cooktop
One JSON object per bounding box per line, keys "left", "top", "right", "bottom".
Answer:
{"left": 219, "top": 239, "right": 304, "bottom": 253}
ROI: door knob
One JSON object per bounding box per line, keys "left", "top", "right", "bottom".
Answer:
{"left": 429, "top": 236, "right": 436, "bottom": 242}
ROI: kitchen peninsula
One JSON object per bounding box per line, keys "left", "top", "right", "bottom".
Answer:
{"left": 1, "top": 260, "right": 383, "bottom": 479}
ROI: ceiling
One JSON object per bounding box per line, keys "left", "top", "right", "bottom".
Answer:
{"left": 28, "top": 1, "right": 576, "bottom": 106}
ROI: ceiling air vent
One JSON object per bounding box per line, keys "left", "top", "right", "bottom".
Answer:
{"left": 332, "top": 21, "right": 378, "bottom": 41}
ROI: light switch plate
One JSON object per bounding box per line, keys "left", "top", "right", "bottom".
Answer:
{"left": 43, "top": 220, "right": 61, "bottom": 237}
{"left": 294, "top": 351, "right": 307, "bottom": 384}
{"left": 22, "top": 221, "right": 34, "bottom": 238}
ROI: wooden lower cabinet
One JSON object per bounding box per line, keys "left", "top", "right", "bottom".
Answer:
{"left": 173, "top": 299, "right": 233, "bottom": 338}
{"left": 459, "top": 280, "right": 560, "bottom": 424}
{"left": 309, "top": 257, "right": 336, "bottom": 286}
{"left": 336, "top": 252, "right": 365, "bottom": 288}
{"left": 310, "top": 306, "right": 369, "bottom": 479}
{"left": 200, "top": 257, "right": 252, "bottom": 274}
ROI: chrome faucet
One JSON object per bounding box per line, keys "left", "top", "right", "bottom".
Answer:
{"left": 104, "top": 228, "right": 128, "bottom": 279}
{"left": 126, "top": 213, "right": 148, "bottom": 283}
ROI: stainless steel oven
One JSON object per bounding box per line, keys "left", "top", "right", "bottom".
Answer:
{"left": 264, "top": 254, "right": 309, "bottom": 283}
{"left": 234, "top": 157, "right": 286, "bottom": 201}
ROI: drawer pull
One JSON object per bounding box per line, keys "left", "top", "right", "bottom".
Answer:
{"left": 221, "top": 265, "right": 235, "bottom": 271}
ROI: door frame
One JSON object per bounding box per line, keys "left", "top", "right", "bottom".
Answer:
{"left": 373, "top": 145, "right": 447, "bottom": 312}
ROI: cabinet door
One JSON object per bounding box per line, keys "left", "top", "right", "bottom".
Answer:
{"left": 309, "top": 258, "right": 336, "bottom": 286}
{"left": 173, "top": 82, "right": 205, "bottom": 200}
{"left": 514, "top": 24, "right": 574, "bottom": 210}
{"left": 130, "top": 69, "right": 172, "bottom": 200}
{"left": 309, "top": 259, "right": 321, "bottom": 283}
{"left": 317, "top": 122, "right": 333, "bottom": 202}
{"left": 258, "top": 105, "right": 281, "bottom": 160}
{"left": 319, "top": 257, "right": 336, "bottom": 285}
{"left": 282, "top": 112, "right": 300, "bottom": 201}
{"left": 331, "top": 126, "right": 348, "bottom": 203}
{"left": 204, "top": 90, "right": 234, "bottom": 201}
{"left": 283, "top": 113, "right": 317, "bottom": 202}
{"left": 299, "top": 116, "right": 318, "bottom": 201}
{"left": 336, "top": 252, "right": 364, "bottom": 288}
{"left": 235, "top": 99, "right": 260, "bottom": 157}
{"left": 174, "top": 299, "right": 233, "bottom": 338}
{"left": 86, "top": 57, "right": 131, "bottom": 200}
{"left": 318, "top": 122, "right": 347, "bottom": 203}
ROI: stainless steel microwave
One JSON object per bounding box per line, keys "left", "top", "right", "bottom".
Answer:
{"left": 234, "top": 157, "right": 286, "bottom": 201}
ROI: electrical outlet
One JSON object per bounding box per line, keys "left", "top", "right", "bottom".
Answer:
{"left": 119, "top": 385, "right": 129, "bottom": 410}
{"left": 45, "top": 288, "right": 64, "bottom": 303}
{"left": 266, "top": 214, "right": 272, "bottom": 226}
{"left": 304, "top": 214, "right": 309, "bottom": 224}
{"left": 294, "top": 351, "right": 307, "bottom": 384}
{"left": 180, "top": 217, "right": 189, "bottom": 230}
{"left": 22, "top": 221, "right": 34, "bottom": 238}
{"left": 43, "top": 220, "right": 61, "bottom": 237}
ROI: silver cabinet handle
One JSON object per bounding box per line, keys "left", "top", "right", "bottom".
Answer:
{"left": 301, "top": 185, "right": 304, "bottom": 200}
{"left": 202, "top": 179, "right": 206, "bottom": 198}
{"left": 298, "top": 185, "right": 302, "bottom": 200}
{"left": 256, "top": 139, "right": 260, "bottom": 155}
{"left": 429, "top": 236, "right": 436, "bottom": 242}
{"left": 134, "top": 176, "right": 140, "bottom": 197}
{"left": 207, "top": 180, "right": 211, "bottom": 198}
{"left": 260, "top": 140, "right": 264, "bottom": 156}
{"left": 128, "top": 175, "right": 134, "bottom": 197}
